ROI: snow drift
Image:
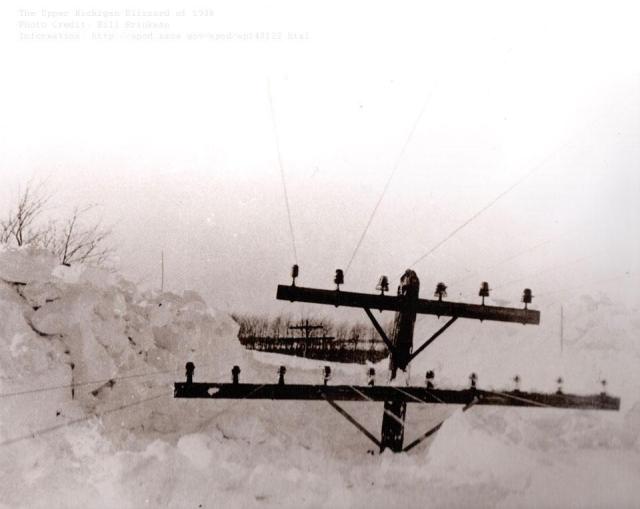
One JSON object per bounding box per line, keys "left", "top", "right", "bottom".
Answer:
{"left": 0, "top": 247, "right": 249, "bottom": 442}
{"left": 1, "top": 247, "right": 639, "bottom": 508}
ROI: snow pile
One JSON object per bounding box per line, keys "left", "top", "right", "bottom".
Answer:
{"left": 428, "top": 407, "right": 640, "bottom": 508}
{"left": 0, "top": 246, "right": 248, "bottom": 442}
{"left": 1, "top": 247, "right": 639, "bottom": 508}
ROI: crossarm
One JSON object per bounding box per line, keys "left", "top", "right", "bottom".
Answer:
{"left": 276, "top": 285, "right": 540, "bottom": 325}
{"left": 174, "top": 383, "right": 619, "bottom": 411}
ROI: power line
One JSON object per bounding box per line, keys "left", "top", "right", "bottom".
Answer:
{"left": 195, "top": 383, "right": 267, "bottom": 433}
{"left": 345, "top": 88, "right": 436, "bottom": 274}
{"left": 268, "top": 78, "right": 298, "bottom": 264}
{"left": 0, "top": 361, "right": 220, "bottom": 399}
{"left": 3, "top": 379, "right": 269, "bottom": 448}
{"left": 468, "top": 245, "right": 611, "bottom": 298}
{"left": 539, "top": 271, "right": 635, "bottom": 302}
{"left": 491, "top": 255, "right": 590, "bottom": 292}
{"left": 454, "top": 256, "right": 590, "bottom": 302}
{"left": 457, "top": 266, "right": 635, "bottom": 307}
{"left": 484, "top": 390, "right": 551, "bottom": 408}
{"left": 0, "top": 391, "right": 169, "bottom": 448}
{"left": 407, "top": 148, "right": 561, "bottom": 270}
{"left": 447, "top": 237, "right": 554, "bottom": 287}
{"left": 405, "top": 106, "right": 613, "bottom": 273}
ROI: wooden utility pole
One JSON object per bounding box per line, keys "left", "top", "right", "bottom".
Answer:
{"left": 288, "top": 319, "right": 324, "bottom": 358}
{"left": 175, "top": 270, "right": 624, "bottom": 455}
{"left": 381, "top": 269, "right": 420, "bottom": 451}
{"left": 276, "top": 269, "right": 539, "bottom": 452}
{"left": 560, "top": 305, "right": 564, "bottom": 353}
{"left": 161, "top": 250, "right": 165, "bottom": 293}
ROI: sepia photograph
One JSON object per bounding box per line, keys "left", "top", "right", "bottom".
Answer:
{"left": 1, "top": 1, "right": 639, "bottom": 507}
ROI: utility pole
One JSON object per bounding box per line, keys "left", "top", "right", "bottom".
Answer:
{"left": 560, "top": 305, "right": 564, "bottom": 354}
{"left": 175, "top": 269, "right": 624, "bottom": 455}
{"left": 288, "top": 319, "right": 324, "bottom": 358}
{"left": 275, "top": 268, "right": 539, "bottom": 452}
{"left": 381, "top": 269, "right": 419, "bottom": 451}
{"left": 161, "top": 250, "right": 164, "bottom": 293}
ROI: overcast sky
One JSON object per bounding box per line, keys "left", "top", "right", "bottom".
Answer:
{"left": 1, "top": 0, "right": 639, "bottom": 316}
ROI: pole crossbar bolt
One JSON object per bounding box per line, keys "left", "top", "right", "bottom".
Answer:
{"left": 185, "top": 362, "right": 195, "bottom": 384}
{"left": 434, "top": 282, "right": 448, "bottom": 301}
{"left": 291, "top": 264, "right": 299, "bottom": 286}
{"left": 278, "top": 365, "right": 287, "bottom": 385}
{"left": 232, "top": 365, "right": 241, "bottom": 384}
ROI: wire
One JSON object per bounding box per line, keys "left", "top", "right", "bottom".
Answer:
{"left": 447, "top": 237, "right": 554, "bottom": 287}
{"left": 268, "top": 78, "right": 298, "bottom": 264}
{"left": 195, "top": 383, "right": 267, "bottom": 433}
{"left": 345, "top": 88, "right": 436, "bottom": 274}
{"left": 455, "top": 254, "right": 593, "bottom": 301}
{"left": 0, "top": 391, "right": 169, "bottom": 447}
{"left": 390, "top": 386, "right": 429, "bottom": 404}
{"left": 0, "top": 367, "right": 179, "bottom": 399}
{"left": 537, "top": 271, "right": 635, "bottom": 299}
{"left": 3, "top": 378, "right": 268, "bottom": 448}
{"left": 0, "top": 359, "right": 224, "bottom": 399}
{"left": 493, "top": 256, "right": 589, "bottom": 292}
{"left": 407, "top": 141, "right": 569, "bottom": 270}
{"left": 347, "top": 385, "right": 406, "bottom": 427}
{"left": 446, "top": 225, "right": 592, "bottom": 287}
{"left": 390, "top": 383, "right": 446, "bottom": 405}
{"left": 424, "top": 389, "right": 446, "bottom": 405}
{"left": 483, "top": 389, "right": 551, "bottom": 408}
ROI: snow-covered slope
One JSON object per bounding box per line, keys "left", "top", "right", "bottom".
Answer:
{"left": 0, "top": 247, "right": 252, "bottom": 440}
{"left": 0, "top": 247, "right": 638, "bottom": 508}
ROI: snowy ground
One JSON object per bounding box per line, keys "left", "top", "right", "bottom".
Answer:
{"left": 1, "top": 247, "right": 639, "bottom": 508}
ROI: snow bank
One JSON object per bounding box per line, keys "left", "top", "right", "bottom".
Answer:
{"left": 1, "top": 247, "right": 639, "bottom": 508}
{"left": 0, "top": 247, "right": 249, "bottom": 443}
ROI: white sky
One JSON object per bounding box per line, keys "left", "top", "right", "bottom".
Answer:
{"left": 1, "top": 0, "right": 639, "bottom": 316}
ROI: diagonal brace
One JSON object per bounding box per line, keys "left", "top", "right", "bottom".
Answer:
{"left": 349, "top": 386, "right": 406, "bottom": 428}
{"left": 408, "top": 316, "right": 458, "bottom": 363}
{"left": 402, "top": 393, "right": 477, "bottom": 453}
{"left": 363, "top": 307, "right": 397, "bottom": 356}
{"left": 403, "top": 421, "right": 444, "bottom": 453}
{"left": 322, "top": 395, "right": 381, "bottom": 448}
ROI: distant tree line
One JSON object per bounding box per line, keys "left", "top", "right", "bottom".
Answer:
{"left": 231, "top": 313, "right": 393, "bottom": 364}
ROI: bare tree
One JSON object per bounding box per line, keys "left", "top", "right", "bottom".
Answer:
{"left": 1, "top": 181, "right": 50, "bottom": 246}
{"left": 1, "top": 180, "right": 115, "bottom": 267}
{"left": 57, "top": 205, "right": 114, "bottom": 266}
{"left": 334, "top": 321, "right": 349, "bottom": 342}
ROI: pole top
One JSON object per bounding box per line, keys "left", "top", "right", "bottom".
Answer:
{"left": 399, "top": 269, "right": 420, "bottom": 297}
